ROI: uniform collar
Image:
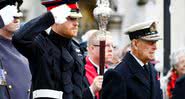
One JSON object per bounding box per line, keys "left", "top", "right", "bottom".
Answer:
{"left": 88, "top": 57, "right": 99, "bottom": 74}
{"left": 49, "top": 30, "right": 72, "bottom": 49}
{"left": 130, "top": 51, "right": 145, "bottom": 67}
{"left": 88, "top": 57, "right": 109, "bottom": 74}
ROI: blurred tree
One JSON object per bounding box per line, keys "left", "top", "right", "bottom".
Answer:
{"left": 137, "top": 0, "right": 148, "bottom": 6}
{"left": 78, "top": 0, "right": 98, "bottom": 40}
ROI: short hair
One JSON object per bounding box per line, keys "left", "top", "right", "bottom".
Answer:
{"left": 170, "top": 48, "right": 185, "bottom": 67}
{"left": 81, "top": 29, "right": 98, "bottom": 42}
{"left": 87, "top": 30, "right": 111, "bottom": 46}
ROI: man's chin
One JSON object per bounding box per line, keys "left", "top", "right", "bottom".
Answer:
{"left": 7, "top": 29, "right": 18, "bottom": 33}
{"left": 106, "top": 59, "right": 113, "bottom": 63}
{"left": 149, "top": 57, "right": 155, "bottom": 61}
{"left": 72, "top": 33, "right": 78, "bottom": 37}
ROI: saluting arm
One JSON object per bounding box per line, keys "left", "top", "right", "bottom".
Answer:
{"left": 12, "top": 12, "right": 55, "bottom": 42}
{"left": 12, "top": 12, "right": 55, "bottom": 58}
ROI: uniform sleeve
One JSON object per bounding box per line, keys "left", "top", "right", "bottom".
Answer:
{"left": 12, "top": 12, "right": 55, "bottom": 58}
{"left": 101, "top": 69, "right": 126, "bottom": 99}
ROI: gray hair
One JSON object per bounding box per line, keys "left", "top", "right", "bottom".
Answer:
{"left": 81, "top": 30, "right": 98, "bottom": 42}
{"left": 170, "top": 48, "right": 185, "bottom": 67}
{"left": 87, "top": 30, "right": 111, "bottom": 46}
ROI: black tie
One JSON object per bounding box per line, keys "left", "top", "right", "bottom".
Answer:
{"left": 143, "top": 64, "right": 150, "bottom": 80}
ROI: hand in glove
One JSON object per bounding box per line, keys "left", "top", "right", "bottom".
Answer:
{"left": 0, "top": 5, "right": 18, "bottom": 26}
{"left": 50, "top": 4, "right": 71, "bottom": 24}
{"left": 90, "top": 75, "right": 103, "bottom": 94}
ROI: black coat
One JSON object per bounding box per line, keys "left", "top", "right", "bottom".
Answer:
{"left": 172, "top": 75, "right": 185, "bottom": 99}
{"left": 101, "top": 52, "right": 163, "bottom": 99}
{"left": 12, "top": 12, "right": 84, "bottom": 99}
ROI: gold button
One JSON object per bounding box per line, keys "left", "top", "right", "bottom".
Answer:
{"left": 4, "top": 70, "right": 7, "bottom": 75}
{"left": 27, "top": 89, "right": 30, "bottom": 93}
{"left": 8, "top": 85, "right": 12, "bottom": 89}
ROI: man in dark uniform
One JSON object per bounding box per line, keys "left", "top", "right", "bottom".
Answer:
{"left": 12, "top": 0, "right": 85, "bottom": 99}
{"left": 101, "top": 20, "right": 163, "bottom": 99}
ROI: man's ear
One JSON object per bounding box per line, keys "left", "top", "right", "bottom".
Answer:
{"left": 87, "top": 46, "right": 92, "bottom": 52}
{"left": 87, "top": 45, "right": 95, "bottom": 55}
{"left": 132, "top": 39, "right": 138, "bottom": 50}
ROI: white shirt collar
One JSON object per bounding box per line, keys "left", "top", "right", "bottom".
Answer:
{"left": 88, "top": 57, "right": 100, "bottom": 74}
{"left": 130, "top": 51, "right": 145, "bottom": 67}
{"left": 88, "top": 57, "right": 109, "bottom": 74}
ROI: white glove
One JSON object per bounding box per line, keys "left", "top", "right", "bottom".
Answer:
{"left": 0, "top": 5, "right": 18, "bottom": 26}
{"left": 50, "top": 4, "right": 71, "bottom": 24}
{"left": 90, "top": 76, "right": 103, "bottom": 94}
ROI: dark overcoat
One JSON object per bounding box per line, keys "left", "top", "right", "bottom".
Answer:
{"left": 101, "top": 52, "right": 163, "bottom": 99}
{"left": 172, "top": 75, "right": 185, "bottom": 99}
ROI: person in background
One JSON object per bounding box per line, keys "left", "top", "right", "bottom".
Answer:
{"left": 161, "top": 48, "right": 185, "bottom": 99}
{"left": 172, "top": 72, "right": 185, "bottom": 99}
{"left": 0, "top": 8, "right": 31, "bottom": 99}
{"left": 101, "top": 20, "right": 163, "bottom": 99}
{"left": 79, "top": 29, "right": 98, "bottom": 63}
{"left": 119, "top": 43, "right": 131, "bottom": 58}
{"left": 12, "top": 0, "right": 85, "bottom": 99}
{"left": 109, "top": 43, "right": 131, "bottom": 68}
{"left": 83, "top": 30, "right": 113, "bottom": 99}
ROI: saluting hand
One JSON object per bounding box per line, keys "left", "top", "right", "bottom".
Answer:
{"left": 0, "top": 5, "right": 18, "bottom": 26}
{"left": 50, "top": 4, "right": 71, "bottom": 24}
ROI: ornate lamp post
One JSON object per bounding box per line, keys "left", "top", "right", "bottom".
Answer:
{"left": 93, "top": 0, "right": 112, "bottom": 75}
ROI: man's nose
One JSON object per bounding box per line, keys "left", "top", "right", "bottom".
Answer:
{"left": 106, "top": 45, "right": 113, "bottom": 51}
{"left": 73, "top": 20, "right": 79, "bottom": 26}
{"left": 151, "top": 42, "right": 157, "bottom": 50}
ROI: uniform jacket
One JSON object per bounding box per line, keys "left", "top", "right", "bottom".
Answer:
{"left": 12, "top": 12, "right": 84, "bottom": 99}
{"left": 0, "top": 36, "right": 31, "bottom": 99}
{"left": 101, "top": 52, "right": 163, "bottom": 99}
{"left": 72, "top": 39, "right": 93, "bottom": 99}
